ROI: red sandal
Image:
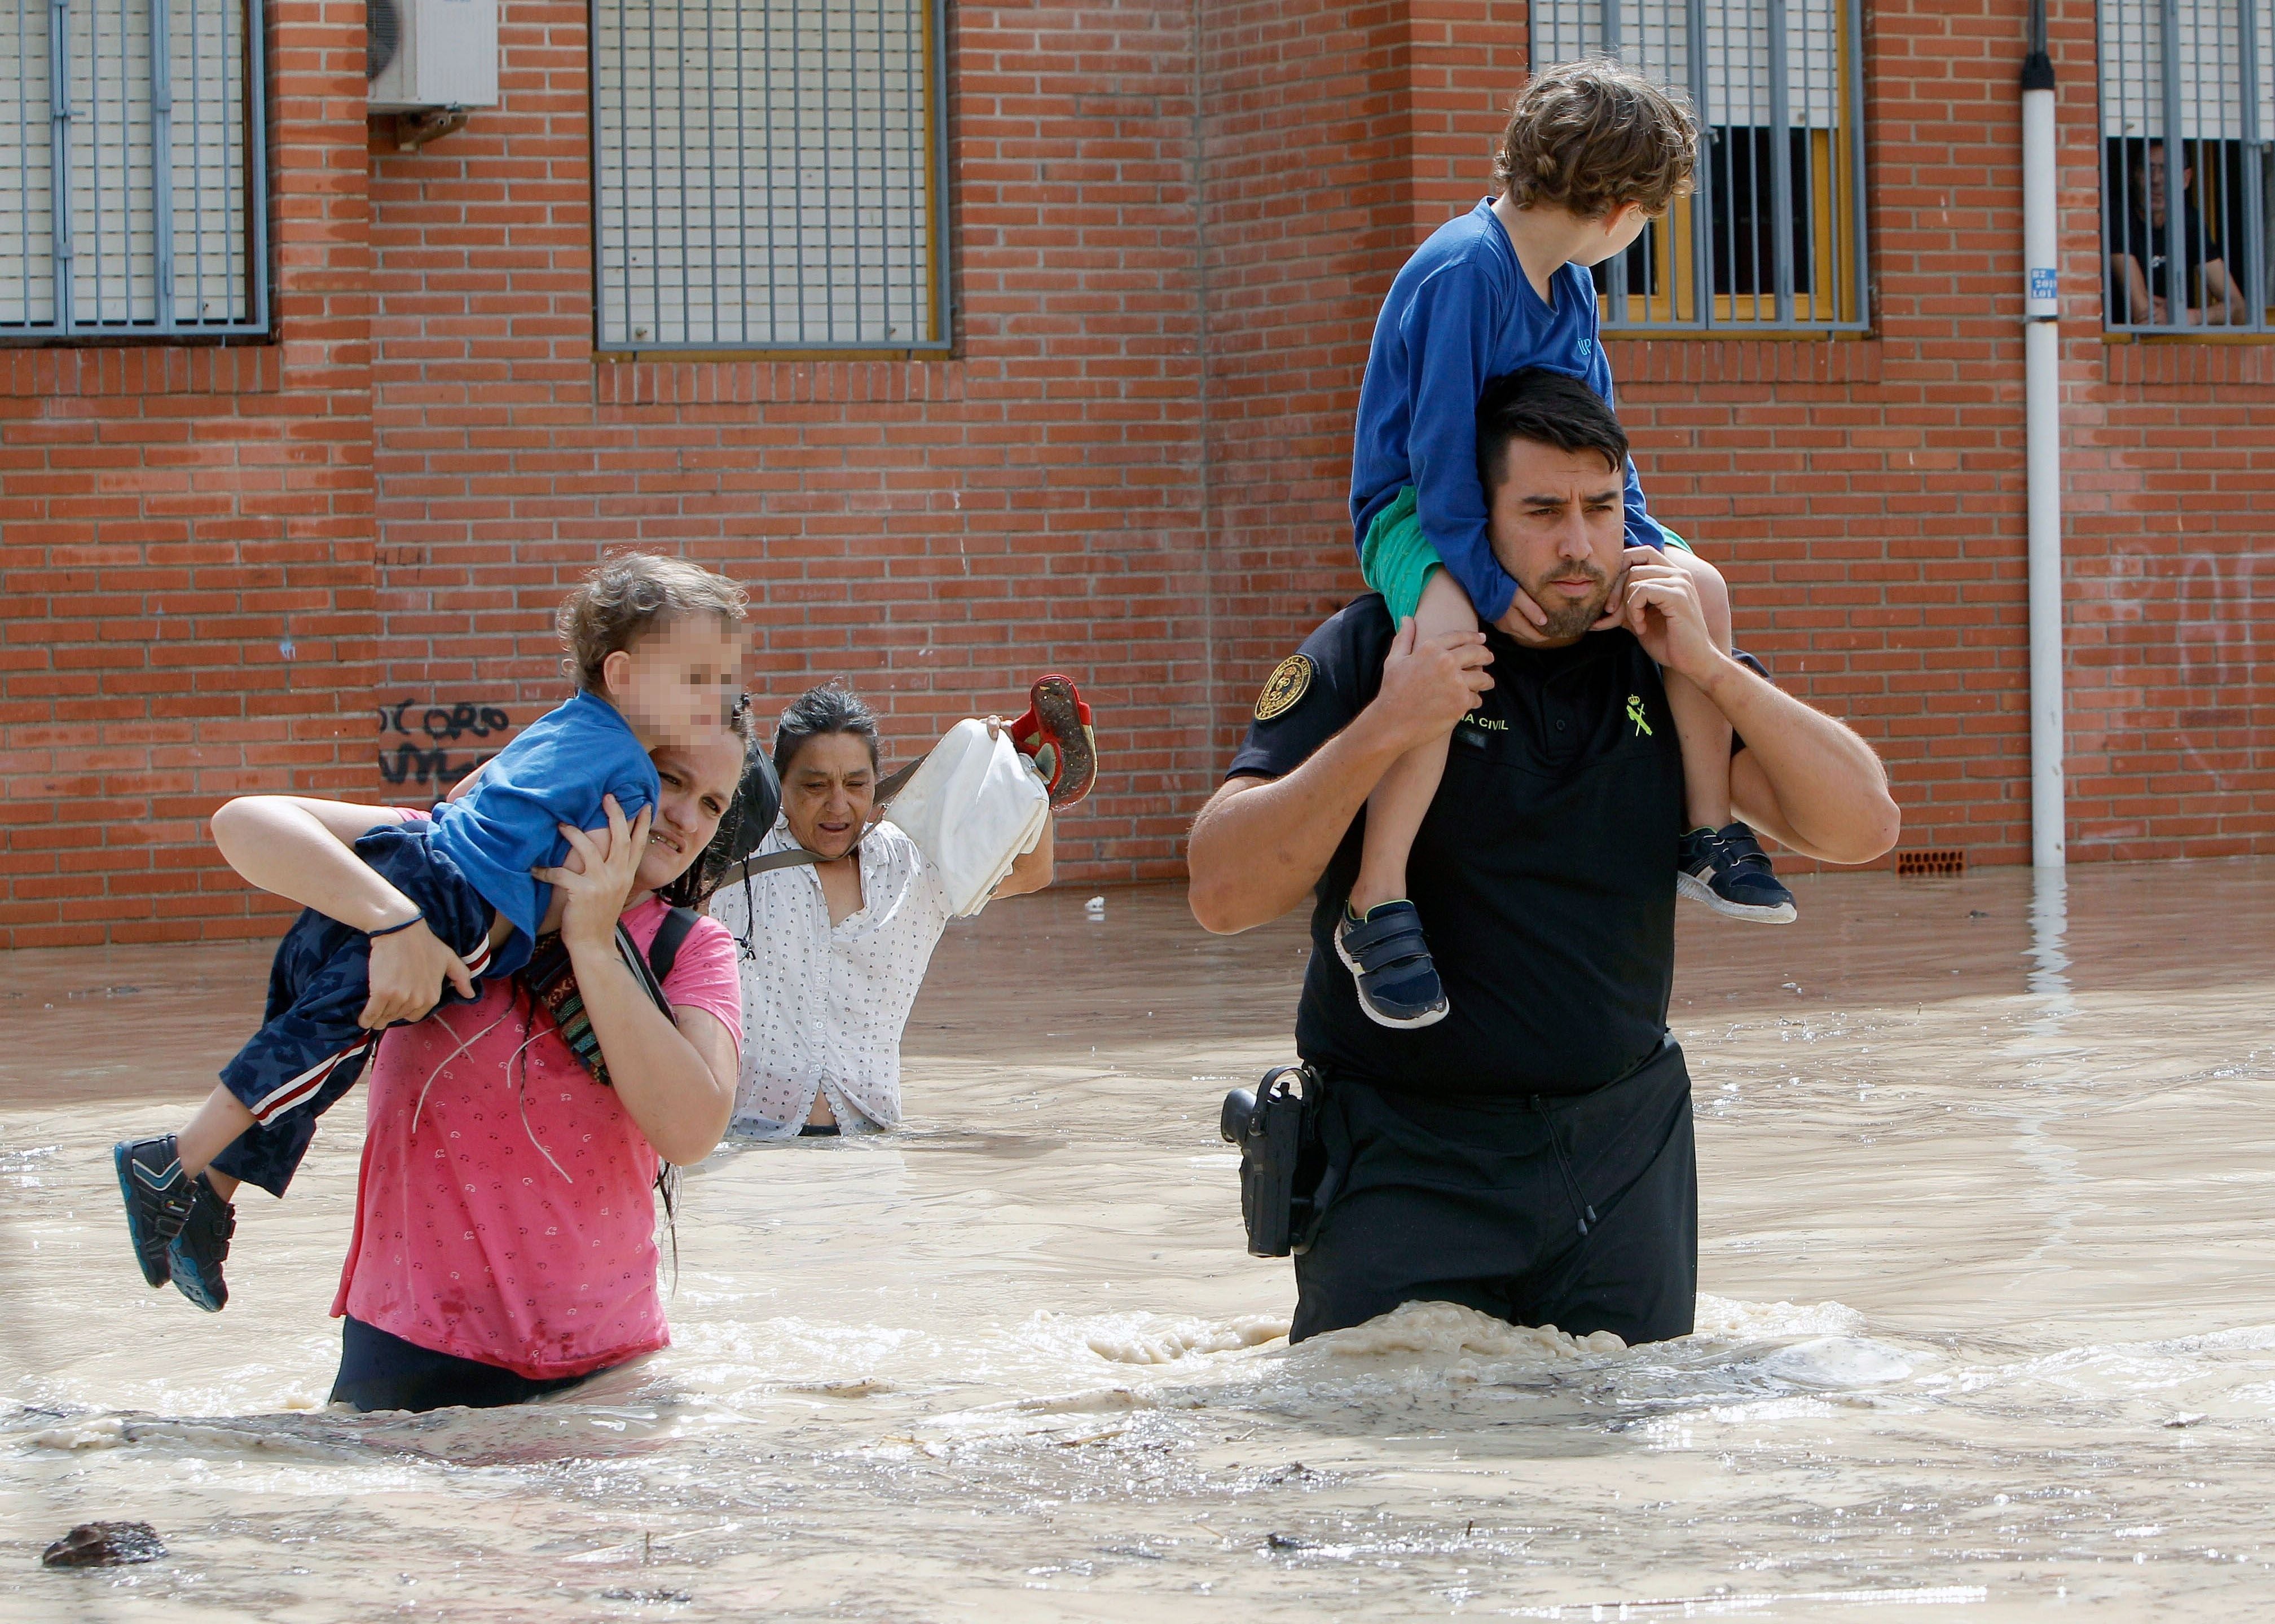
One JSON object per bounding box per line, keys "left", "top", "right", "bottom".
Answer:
{"left": 1007, "top": 674, "right": 1097, "bottom": 809}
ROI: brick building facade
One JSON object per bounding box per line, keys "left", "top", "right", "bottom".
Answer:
{"left": 2, "top": 0, "right": 2270, "bottom": 946}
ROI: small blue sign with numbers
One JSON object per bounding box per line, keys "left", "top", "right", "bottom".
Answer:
{"left": 2029, "top": 268, "right": 2058, "bottom": 302}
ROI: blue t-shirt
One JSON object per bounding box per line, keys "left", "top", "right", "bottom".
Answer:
{"left": 424, "top": 690, "right": 661, "bottom": 974}
{"left": 1349, "top": 198, "right": 1671, "bottom": 624}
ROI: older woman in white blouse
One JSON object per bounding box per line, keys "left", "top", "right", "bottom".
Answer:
{"left": 710, "top": 683, "right": 1054, "bottom": 1138}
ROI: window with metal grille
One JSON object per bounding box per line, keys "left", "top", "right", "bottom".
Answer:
{"left": 1528, "top": 0, "right": 1868, "bottom": 332}
{"left": 2100, "top": 1, "right": 2274, "bottom": 333}
{"left": 0, "top": 0, "right": 267, "bottom": 339}
{"left": 591, "top": 0, "right": 948, "bottom": 353}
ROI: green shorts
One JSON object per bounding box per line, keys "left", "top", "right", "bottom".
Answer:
{"left": 1358, "top": 486, "right": 1691, "bottom": 624}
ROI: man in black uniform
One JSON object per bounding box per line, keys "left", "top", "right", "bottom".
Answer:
{"left": 1188, "top": 369, "right": 1900, "bottom": 1345}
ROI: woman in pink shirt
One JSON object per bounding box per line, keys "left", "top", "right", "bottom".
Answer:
{"left": 204, "top": 730, "right": 756, "bottom": 1411}
{"left": 323, "top": 732, "right": 754, "bottom": 1410}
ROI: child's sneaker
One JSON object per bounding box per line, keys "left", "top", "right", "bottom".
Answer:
{"left": 1008, "top": 674, "right": 1097, "bottom": 808}
{"left": 1334, "top": 900, "right": 1450, "bottom": 1028}
{"left": 165, "top": 1176, "right": 236, "bottom": 1313}
{"left": 1677, "top": 823, "right": 1797, "bottom": 923}
{"left": 115, "top": 1136, "right": 196, "bottom": 1287}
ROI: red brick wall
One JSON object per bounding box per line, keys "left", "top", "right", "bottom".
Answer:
{"left": 7, "top": 0, "right": 2273, "bottom": 946}
{"left": 368, "top": 0, "right": 1215, "bottom": 879}
{"left": 1200, "top": 0, "right": 1537, "bottom": 757}
{"left": 1608, "top": 0, "right": 2275, "bottom": 866}
{"left": 0, "top": 0, "right": 376, "bottom": 947}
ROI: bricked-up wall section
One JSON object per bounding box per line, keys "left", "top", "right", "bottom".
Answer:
{"left": 6, "top": 0, "right": 2273, "bottom": 945}
{"left": 0, "top": 2, "right": 376, "bottom": 947}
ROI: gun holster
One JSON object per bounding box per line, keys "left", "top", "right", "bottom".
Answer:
{"left": 1220, "top": 1063, "right": 1342, "bottom": 1258}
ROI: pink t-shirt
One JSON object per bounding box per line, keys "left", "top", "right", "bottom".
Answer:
{"left": 332, "top": 896, "right": 743, "bottom": 1379}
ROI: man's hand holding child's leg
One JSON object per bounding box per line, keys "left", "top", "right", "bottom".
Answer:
{"left": 1619, "top": 546, "right": 1799, "bottom": 925}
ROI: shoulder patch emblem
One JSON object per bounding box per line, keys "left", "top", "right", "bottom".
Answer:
{"left": 1254, "top": 654, "right": 1314, "bottom": 722}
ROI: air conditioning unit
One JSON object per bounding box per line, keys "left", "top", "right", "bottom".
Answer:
{"left": 367, "top": 0, "right": 499, "bottom": 113}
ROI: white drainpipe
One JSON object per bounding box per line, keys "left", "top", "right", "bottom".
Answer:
{"left": 2022, "top": 6, "right": 2064, "bottom": 868}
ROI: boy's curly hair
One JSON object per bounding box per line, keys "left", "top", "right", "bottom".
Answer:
{"left": 1495, "top": 58, "right": 1699, "bottom": 221}
{"left": 556, "top": 552, "right": 749, "bottom": 693}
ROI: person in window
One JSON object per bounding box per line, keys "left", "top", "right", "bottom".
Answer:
{"left": 2107, "top": 140, "right": 2247, "bottom": 326}
{"left": 709, "top": 682, "right": 1061, "bottom": 1140}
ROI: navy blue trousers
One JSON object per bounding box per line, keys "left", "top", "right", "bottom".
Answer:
{"left": 209, "top": 824, "right": 504, "bottom": 1198}
{"left": 1290, "top": 1038, "right": 1698, "bottom": 1347}
{"left": 331, "top": 1317, "right": 595, "bottom": 1413}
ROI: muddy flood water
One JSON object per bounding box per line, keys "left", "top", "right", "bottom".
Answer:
{"left": 5, "top": 860, "right": 2274, "bottom": 1621}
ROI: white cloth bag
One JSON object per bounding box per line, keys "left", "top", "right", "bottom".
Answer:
{"left": 883, "top": 718, "right": 1049, "bottom": 917}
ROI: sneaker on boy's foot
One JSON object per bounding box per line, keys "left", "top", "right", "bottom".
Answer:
{"left": 1007, "top": 674, "right": 1097, "bottom": 809}
{"left": 1334, "top": 900, "right": 1451, "bottom": 1029}
{"left": 115, "top": 1135, "right": 199, "bottom": 1288}
{"left": 165, "top": 1174, "right": 236, "bottom": 1313}
{"left": 1677, "top": 822, "right": 1797, "bottom": 923}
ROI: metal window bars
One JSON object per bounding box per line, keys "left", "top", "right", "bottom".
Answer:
{"left": 0, "top": 0, "right": 267, "bottom": 337}
{"left": 590, "top": 0, "right": 949, "bottom": 353}
{"left": 1529, "top": 0, "right": 1869, "bottom": 332}
{"left": 2100, "top": 0, "right": 2275, "bottom": 333}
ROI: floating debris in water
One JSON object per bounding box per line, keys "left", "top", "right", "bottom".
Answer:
{"left": 41, "top": 1522, "right": 166, "bottom": 1568}
{"left": 1085, "top": 895, "right": 1106, "bottom": 919}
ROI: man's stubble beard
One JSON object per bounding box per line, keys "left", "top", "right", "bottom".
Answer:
{"left": 1522, "top": 562, "right": 1614, "bottom": 643}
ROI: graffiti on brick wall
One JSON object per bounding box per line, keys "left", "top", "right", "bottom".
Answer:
{"left": 377, "top": 699, "right": 513, "bottom": 790}
{"left": 2090, "top": 545, "right": 2269, "bottom": 795}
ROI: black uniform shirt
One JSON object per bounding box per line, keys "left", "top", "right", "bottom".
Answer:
{"left": 2113, "top": 198, "right": 2223, "bottom": 306}
{"left": 1227, "top": 595, "right": 1685, "bottom": 1100}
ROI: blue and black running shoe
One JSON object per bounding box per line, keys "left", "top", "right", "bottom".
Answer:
{"left": 1678, "top": 822, "right": 1797, "bottom": 924}
{"left": 1334, "top": 899, "right": 1450, "bottom": 1029}
{"left": 166, "top": 1175, "right": 236, "bottom": 1313}
{"left": 115, "top": 1134, "right": 196, "bottom": 1288}
{"left": 167, "top": 1173, "right": 236, "bottom": 1319}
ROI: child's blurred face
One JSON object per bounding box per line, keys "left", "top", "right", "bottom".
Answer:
{"left": 606, "top": 616, "right": 745, "bottom": 750}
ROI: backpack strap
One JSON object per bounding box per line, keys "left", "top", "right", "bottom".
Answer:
{"left": 645, "top": 904, "right": 701, "bottom": 986}
{"left": 707, "top": 754, "right": 928, "bottom": 891}
{"left": 873, "top": 755, "right": 922, "bottom": 806}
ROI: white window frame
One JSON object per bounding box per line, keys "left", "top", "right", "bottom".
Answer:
{"left": 2, "top": 0, "right": 270, "bottom": 341}
{"left": 2098, "top": 0, "right": 2274, "bottom": 333}
{"left": 1530, "top": 0, "right": 1871, "bottom": 333}
{"left": 588, "top": 0, "right": 952, "bottom": 355}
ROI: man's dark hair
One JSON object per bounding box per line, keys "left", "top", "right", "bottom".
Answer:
{"left": 772, "top": 681, "right": 881, "bottom": 779}
{"left": 1477, "top": 368, "right": 1631, "bottom": 494}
